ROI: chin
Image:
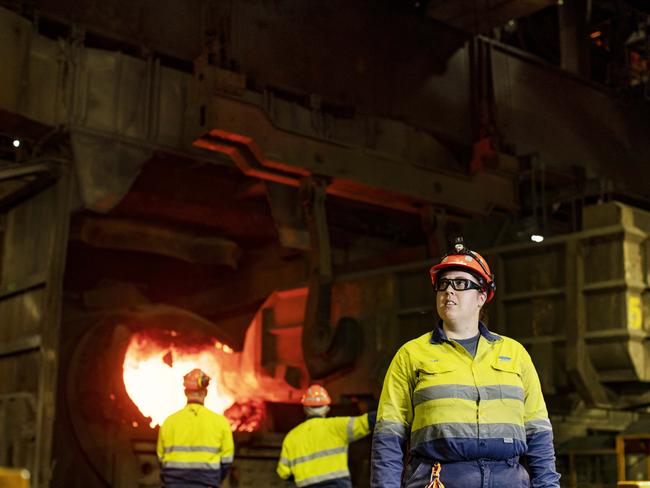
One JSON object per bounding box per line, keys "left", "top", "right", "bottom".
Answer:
{"left": 438, "top": 311, "right": 453, "bottom": 321}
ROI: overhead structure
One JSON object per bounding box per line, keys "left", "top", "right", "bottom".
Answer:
{"left": 192, "top": 95, "right": 518, "bottom": 218}
{"left": 426, "top": 0, "right": 558, "bottom": 33}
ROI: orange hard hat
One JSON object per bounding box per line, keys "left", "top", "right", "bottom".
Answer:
{"left": 429, "top": 237, "right": 496, "bottom": 302}
{"left": 183, "top": 368, "right": 211, "bottom": 391}
{"left": 301, "top": 384, "right": 331, "bottom": 406}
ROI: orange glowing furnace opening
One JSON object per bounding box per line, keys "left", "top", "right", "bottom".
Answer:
{"left": 123, "top": 330, "right": 239, "bottom": 428}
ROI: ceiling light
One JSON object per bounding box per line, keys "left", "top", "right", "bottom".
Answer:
{"left": 530, "top": 234, "right": 544, "bottom": 243}
{"left": 12, "top": 139, "right": 20, "bottom": 148}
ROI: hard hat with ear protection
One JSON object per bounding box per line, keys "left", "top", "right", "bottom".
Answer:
{"left": 183, "top": 368, "right": 211, "bottom": 391}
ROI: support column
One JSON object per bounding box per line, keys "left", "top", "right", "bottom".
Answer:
{"left": 559, "top": 0, "right": 591, "bottom": 77}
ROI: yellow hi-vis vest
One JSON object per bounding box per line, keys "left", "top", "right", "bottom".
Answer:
{"left": 277, "top": 414, "right": 371, "bottom": 487}
{"left": 157, "top": 403, "right": 234, "bottom": 471}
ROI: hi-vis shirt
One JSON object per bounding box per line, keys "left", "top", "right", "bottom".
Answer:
{"left": 371, "top": 323, "right": 560, "bottom": 488}
{"left": 277, "top": 414, "right": 372, "bottom": 487}
{"left": 157, "top": 403, "right": 234, "bottom": 487}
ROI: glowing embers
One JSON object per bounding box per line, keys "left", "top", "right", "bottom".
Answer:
{"left": 123, "top": 329, "right": 236, "bottom": 428}
{"left": 224, "top": 399, "right": 266, "bottom": 433}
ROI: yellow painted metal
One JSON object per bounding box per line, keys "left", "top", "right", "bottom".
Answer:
{"left": 628, "top": 295, "right": 643, "bottom": 330}
{"left": 0, "top": 467, "right": 30, "bottom": 487}
{"left": 617, "top": 435, "right": 627, "bottom": 482}
{"left": 616, "top": 434, "right": 650, "bottom": 484}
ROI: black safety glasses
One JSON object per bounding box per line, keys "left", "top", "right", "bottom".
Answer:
{"left": 434, "top": 278, "right": 483, "bottom": 292}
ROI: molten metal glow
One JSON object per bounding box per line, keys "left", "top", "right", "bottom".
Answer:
{"left": 123, "top": 331, "right": 235, "bottom": 428}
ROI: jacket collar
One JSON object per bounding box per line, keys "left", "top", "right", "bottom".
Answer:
{"left": 430, "top": 320, "right": 501, "bottom": 344}
{"left": 306, "top": 415, "right": 326, "bottom": 420}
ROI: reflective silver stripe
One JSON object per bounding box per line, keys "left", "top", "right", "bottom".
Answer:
{"left": 414, "top": 385, "right": 466, "bottom": 405}
{"left": 347, "top": 417, "right": 355, "bottom": 442}
{"left": 163, "top": 445, "right": 221, "bottom": 454}
{"left": 221, "top": 455, "right": 234, "bottom": 464}
{"left": 525, "top": 418, "right": 552, "bottom": 435}
{"left": 375, "top": 420, "right": 408, "bottom": 438}
{"left": 414, "top": 385, "right": 524, "bottom": 406}
{"left": 411, "top": 422, "right": 526, "bottom": 446}
{"left": 279, "top": 457, "right": 290, "bottom": 467}
{"left": 296, "top": 470, "right": 350, "bottom": 487}
{"left": 491, "top": 385, "right": 524, "bottom": 402}
{"left": 289, "top": 447, "right": 347, "bottom": 467}
{"left": 163, "top": 461, "right": 221, "bottom": 469}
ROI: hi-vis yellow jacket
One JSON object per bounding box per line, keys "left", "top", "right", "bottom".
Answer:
{"left": 371, "top": 323, "right": 560, "bottom": 488}
{"left": 277, "top": 414, "right": 372, "bottom": 487}
{"left": 157, "top": 403, "right": 234, "bottom": 486}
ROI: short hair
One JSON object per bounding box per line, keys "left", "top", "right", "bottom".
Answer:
{"left": 304, "top": 405, "right": 329, "bottom": 417}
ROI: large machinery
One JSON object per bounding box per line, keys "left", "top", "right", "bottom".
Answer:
{"left": 44, "top": 201, "right": 650, "bottom": 487}
{"left": 1, "top": 2, "right": 650, "bottom": 487}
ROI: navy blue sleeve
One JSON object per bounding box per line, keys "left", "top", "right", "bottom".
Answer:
{"left": 220, "top": 464, "right": 232, "bottom": 483}
{"left": 371, "top": 426, "right": 407, "bottom": 488}
{"left": 367, "top": 410, "right": 377, "bottom": 430}
{"left": 526, "top": 430, "right": 561, "bottom": 487}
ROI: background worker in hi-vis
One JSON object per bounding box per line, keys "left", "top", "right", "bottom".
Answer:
{"left": 277, "top": 384, "right": 376, "bottom": 487}
{"left": 157, "top": 368, "right": 234, "bottom": 488}
{"left": 371, "top": 238, "right": 561, "bottom": 488}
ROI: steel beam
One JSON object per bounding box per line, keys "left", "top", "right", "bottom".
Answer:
{"left": 193, "top": 95, "right": 517, "bottom": 217}
{"left": 0, "top": 335, "right": 41, "bottom": 358}
{"left": 77, "top": 216, "right": 241, "bottom": 267}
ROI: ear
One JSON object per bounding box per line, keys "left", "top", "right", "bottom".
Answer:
{"left": 477, "top": 290, "right": 487, "bottom": 307}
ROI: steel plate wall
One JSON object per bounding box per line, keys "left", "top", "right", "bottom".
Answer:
{"left": 0, "top": 171, "right": 72, "bottom": 487}
{"left": 491, "top": 202, "right": 650, "bottom": 392}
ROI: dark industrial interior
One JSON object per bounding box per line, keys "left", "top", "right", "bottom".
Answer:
{"left": 2, "top": 0, "right": 650, "bottom": 487}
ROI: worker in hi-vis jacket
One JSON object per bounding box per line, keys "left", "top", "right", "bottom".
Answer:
{"left": 157, "top": 368, "right": 234, "bottom": 488}
{"left": 277, "top": 384, "right": 376, "bottom": 487}
{"left": 371, "top": 238, "right": 561, "bottom": 488}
